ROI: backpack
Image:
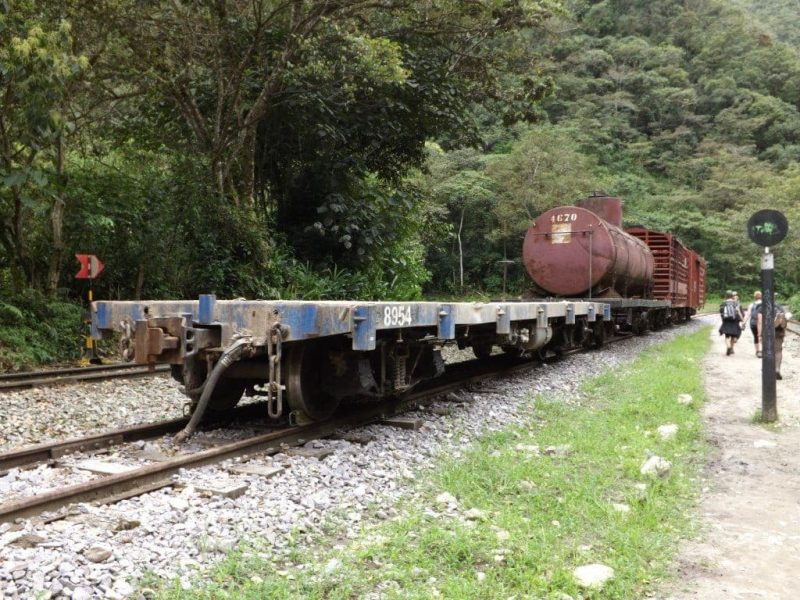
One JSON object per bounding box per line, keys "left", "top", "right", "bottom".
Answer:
{"left": 722, "top": 301, "right": 736, "bottom": 321}
{"left": 749, "top": 302, "right": 760, "bottom": 330}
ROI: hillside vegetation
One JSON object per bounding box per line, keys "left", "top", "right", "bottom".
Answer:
{"left": 427, "top": 0, "right": 800, "bottom": 299}
{"left": 2, "top": 0, "right": 800, "bottom": 366}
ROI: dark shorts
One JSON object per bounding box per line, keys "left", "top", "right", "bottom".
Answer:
{"left": 751, "top": 327, "right": 759, "bottom": 344}
{"left": 719, "top": 320, "right": 741, "bottom": 338}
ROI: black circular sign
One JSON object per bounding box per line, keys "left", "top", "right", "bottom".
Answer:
{"left": 747, "top": 209, "right": 788, "bottom": 246}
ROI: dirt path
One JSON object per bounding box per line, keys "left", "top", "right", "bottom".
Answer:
{"left": 668, "top": 320, "right": 800, "bottom": 599}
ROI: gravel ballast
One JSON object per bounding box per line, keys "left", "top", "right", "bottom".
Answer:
{"left": 0, "top": 321, "right": 706, "bottom": 599}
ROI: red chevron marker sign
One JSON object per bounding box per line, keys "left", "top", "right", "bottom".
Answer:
{"left": 75, "top": 254, "right": 105, "bottom": 279}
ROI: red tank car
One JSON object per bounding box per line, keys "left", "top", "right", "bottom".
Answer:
{"left": 522, "top": 195, "right": 654, "bottom": 298}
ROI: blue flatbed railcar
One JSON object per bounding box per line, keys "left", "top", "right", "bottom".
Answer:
{"left": 92, "top": 295, "right": 611, "bottom": 432}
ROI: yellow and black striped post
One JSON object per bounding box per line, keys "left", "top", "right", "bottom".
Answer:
{"left": 85, "top": 285, "right": 101, "bottom": 364}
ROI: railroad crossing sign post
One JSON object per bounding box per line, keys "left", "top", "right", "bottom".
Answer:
{"left": 747, "top": 210, "right": 788, "bottom": 423}
{"left": 497, "top": 258, "right": 516, "bottom": 300}
{"left": 75, "top": 254, "right": 105, "bottom": 365}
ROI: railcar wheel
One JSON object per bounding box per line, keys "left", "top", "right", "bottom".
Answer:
{"left": 285, "top": 341, "right": 340, "bottom": 421}
{"left": 584, "top": 323, "right": 606, "bottom": 349}
{"left": 472, "top": 340, "right": 494, "bottom": 359}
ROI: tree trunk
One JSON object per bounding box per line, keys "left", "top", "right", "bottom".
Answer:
{"left": 239, "top": 128, "right": 256, "bottom": 205}
{"left": 134, "top": 263, "right": 145, "bottom": 300}
{"left": 46, "top": 135, "right": 67, "bottom": 294}
{"left": 12, "top": 195, "right": 34, "bottom": 288}
{"left": 457, "top": 206, "right": 465, "bottom": 293}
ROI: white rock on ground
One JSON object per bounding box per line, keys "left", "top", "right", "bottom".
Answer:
{"left": 640, "top": 455, "right": 673, "bottom": 478}
{"left": 657, "top": 424, "right": 679, "bottom": 440}
{"left": 434, "top": 492, "right": 458, "bottom": 507}
{"left": 677, "top": 393, "right": 693, "bottom": 405}
{"left": 611, "top": 502, "right": 631, "bottom": 514}
{"left": 573, "top": 563, "right": 615, "bottom": 589}
{"left": 753, "top": 439, "right": 777, "bottom": 449}
{"left": 463, "top": 508, "right": 486, "bottom": 521}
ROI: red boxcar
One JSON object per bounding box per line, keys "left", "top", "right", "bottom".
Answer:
{"left": 626, "top": 227, "right": 706, "bottom": 311}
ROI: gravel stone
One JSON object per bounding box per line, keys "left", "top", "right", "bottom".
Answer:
{"left": 85, "top": 546, "right": 112, "bottom": 563}
{"left": 71, "top": 586, "right": 94, "bottom": 600}
{"left": 573, "top": 563, "right": 614, "bottom": 588}
{"left": 657, "top": 424, "right": 678, "bottom": 440}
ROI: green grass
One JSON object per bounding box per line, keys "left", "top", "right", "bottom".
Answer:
{"left": 157, "top": 327, "right": 711, "bottom": 599}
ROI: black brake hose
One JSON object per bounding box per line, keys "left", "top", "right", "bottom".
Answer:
{"left": 174, "top": 338, "right": 252, "bottom": 443}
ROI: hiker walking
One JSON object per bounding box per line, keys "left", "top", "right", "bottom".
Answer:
{"left": 757, "top": 301, "right": 791, "bottom": 380}
{"left": 743, "top": 291, "right": 762, "bottom": 357}
{"left": 719, "top": 290, "right": 742, "bottom": 355}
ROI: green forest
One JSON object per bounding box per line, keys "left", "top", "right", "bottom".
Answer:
{"left": 2, "top": 0, "right": 800, "bottom": 367}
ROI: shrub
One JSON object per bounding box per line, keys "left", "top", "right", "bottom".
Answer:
{"left": 0, "top": 293, "right": 84, "bottom": 370}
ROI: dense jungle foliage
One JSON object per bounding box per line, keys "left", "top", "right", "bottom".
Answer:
{"left": 2, "top": 0, "right": 800, "bottom": 366}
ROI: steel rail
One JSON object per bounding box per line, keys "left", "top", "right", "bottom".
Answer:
{"left": 0, "top": 402, "right": 269, "bottom": 473}
{"left": 0, "top": 403, "right": 401, "bottom": 523}
{"left": 0, "top": 363, "right": 170, "bottom": 392}
{"left": 0, "top": 362, "right": 151, "bottom": 381}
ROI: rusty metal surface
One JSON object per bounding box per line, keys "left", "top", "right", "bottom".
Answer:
{"left": 523, "top": 205, "right": 654, "bottom": 298}
{"left": 626, "top": 227, "right": 707, "bottom": 311}
{"left": 575, "top": 193, "right": 623, "bottom": 227}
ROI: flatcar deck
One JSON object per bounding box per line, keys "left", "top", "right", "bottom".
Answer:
{"left": 92, "top": 295, "right": 611, "bottom": 352}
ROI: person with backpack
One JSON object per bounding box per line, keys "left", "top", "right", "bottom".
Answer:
{"left": 757, "top": 300, "right": 792, "bottom": 380}
{"left": 719, "top": 290, "right": 743, "bottom": 355}
{"left": 743, "top": 291, "right": 762, "bottom": 357}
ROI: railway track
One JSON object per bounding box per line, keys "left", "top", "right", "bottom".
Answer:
{"left": 0, "top": 340, "right": 623, "bottom": 524}
{"left": 0, "top": 402, "right": 269, "bottom": 474}
{"left": 0, "top": 362, "right": 170, "bottom": 392}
